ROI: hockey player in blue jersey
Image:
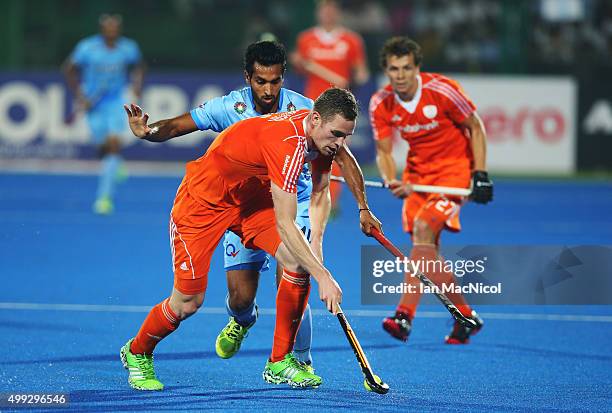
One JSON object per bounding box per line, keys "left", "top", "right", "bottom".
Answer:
{"left": 63, "top": 14, "right": 144, "bottom": 214}
{"left": 122, "top": 41, "right": 381, "bottom": 388}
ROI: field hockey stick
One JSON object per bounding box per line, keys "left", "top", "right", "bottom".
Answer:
{"left": 330, "top": 175, "right": 472, "bottom": 197}
{"left": 336, "top": 304, "right": 389, "bottom": 394}
{"left": 369, "top": 228, "right": 477, "bottom": 328}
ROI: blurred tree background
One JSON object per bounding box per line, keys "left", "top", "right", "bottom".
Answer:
{"left": 1, "top": 0, "right": 610, "bottom": 75}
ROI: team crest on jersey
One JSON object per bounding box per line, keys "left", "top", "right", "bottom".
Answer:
{"left": 234, "top": 101, "right": 247, "bottom": 114}
{"left": 286, "top": 102, "right": 297, "bottom": 112}
{"left": 423, "top": 105, "right": 438, "bottom": 119}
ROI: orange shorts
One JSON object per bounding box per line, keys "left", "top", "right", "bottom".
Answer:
{"left": 169, "top": 184, "right": 283, "bottom": 295}
{"left": 401, "top": 167, "right": 470, "bottom": 236}
{"left": 402, "top": 193, "right": 462, "bottom": 235}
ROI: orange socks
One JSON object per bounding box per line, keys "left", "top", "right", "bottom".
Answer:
{"left": 130, "top": 298, "right": 180, "bottom": 355}
{"left": 270, "top": 269, "right": 310, "bottom": 362}
{"left": 397, "top": 244, "right": 473, "bottom": 319}
{"left": 397, "top": 244, "right": 430, "bottom": 318}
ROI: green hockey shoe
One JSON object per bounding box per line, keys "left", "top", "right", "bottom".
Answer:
{"left": 263, "top": 353, "right": 322, "bottom": 388}
{"left": 215, "top": 316, "right": 255, "bottom": 359}
{"left": 120, "top": 339, "right": 164, "bottom": 391}
{"left": 93, "top": 197, "right": 113, "bottom": 215}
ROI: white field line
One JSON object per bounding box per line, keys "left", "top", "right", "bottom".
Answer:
{"left": 0, "top": 302, "right": 611, "bottom": 323}
{"left": 0, "top": 159, "right": 185, "bottom": 177}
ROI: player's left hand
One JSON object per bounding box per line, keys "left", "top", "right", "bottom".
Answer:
{"left": 359, "top": 209, "right": 383, "bottom": 237}
{"left": 387, "top": 179, "right": 411, "bottom": 199}
{"left": 471, "top": 170, "right": 493, "bottom": 204}
{"left": 124, "top": 103, "right": 152, "bottom": 138}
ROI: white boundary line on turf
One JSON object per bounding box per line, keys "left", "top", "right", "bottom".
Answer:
{"left": 0, "top": 159, "right": 185, "bottom": 177}
{"left": 0, "top": 302, "right": 611, "bottom": 323}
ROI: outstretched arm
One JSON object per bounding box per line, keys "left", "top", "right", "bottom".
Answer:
{"left": 271, "top": 182, "right": 342, "bottom": 313}
{"left": 124, "top": 103, "right": 198, "bottom": 142}
{"left": 309, "top": 164, "right": 332, "bottom": 263}
{"left": 272, "top": 183, "right": 326, "bottom": 276}
{"left": 334, "top": 144, "right": 382, "bottom": 236}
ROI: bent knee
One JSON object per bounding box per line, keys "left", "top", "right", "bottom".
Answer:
{"left": 228, "top": 293, "right": 255, "bottom": 313}
{"left": 412, "top": 219, "right": 436, "bottom": 244}
{"left": 171, "top": 293, "right": 204, "bottom": 320}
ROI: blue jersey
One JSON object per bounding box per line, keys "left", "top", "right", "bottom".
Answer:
{"left": 69, "top": 35, "right": 141, "bottom": 104}
{"left": 190, "top": 87, "right": 314, "bottom": 202}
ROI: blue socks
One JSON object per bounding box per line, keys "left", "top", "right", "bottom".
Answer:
{"left": 225, "top": 295, "right": 312, "bottom": 364}
{"left": 294, "top": 304, "right": 313, "bottom": 365}
{"left": 97, "top": 154, "right": 121, "bottom": 200}
{"left": 226, "top": 294, "right": 258, "bottom": 327}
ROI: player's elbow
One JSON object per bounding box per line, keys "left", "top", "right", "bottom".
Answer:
{"left": 311, "top": 182, "right": 330, "bottom": 199}
{"left": 467, "top": 112, "right": 486, "bottom": 136}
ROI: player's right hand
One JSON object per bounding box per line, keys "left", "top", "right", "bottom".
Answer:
{"left": 318, "top": 274, "right": 342, "bottom": 315}
{"left": 124, "top": 103, "right": 152, "bottom": 138}
{"left": 387, "top": 179, "right": 411, "bottom": 199}
{"left": 359, "top": 209, "right": 383, "bottom": 237}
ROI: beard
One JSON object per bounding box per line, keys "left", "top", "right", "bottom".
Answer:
{"left": 255, "top": 95, "right": 277, "bottom": 113}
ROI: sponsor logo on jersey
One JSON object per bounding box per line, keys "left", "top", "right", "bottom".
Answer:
{"left": 400, "top": 121, "right": 439, "bottom": 133}
{"left": 225, "top": 244, "right": 240, "bottom": 257}
{"left": 423, "top": 105, "right": 438, "bottom": 119}
{"left": 282, "top": 154, "right": 291, "bottom": 175}
{"left": 234, "top": 101, "right": 247, "bottom": 114}
{"left": 287, "top": 102, "right": 297, "bottom": 112}
{"left": 180, "top": 262, "right": 189, "bottom": 271}
{"left": 266, "top": 111, "right": 295, "bottom": 121}
{"left": 309, "top": 41, "right": 349, "bottom": 60}
{"left": 198, "top": 102, "right": 207, "bottom": 109}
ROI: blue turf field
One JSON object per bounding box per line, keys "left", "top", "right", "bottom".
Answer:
{"left": 1, "top": 172, "right": 611, "bottom": 412}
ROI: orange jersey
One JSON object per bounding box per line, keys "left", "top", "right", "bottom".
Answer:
{"left": 182, "top": 109, "right": 332, "bottom": 208}
{"left": 296, "top": 27, "right": 366, "bottom": 99}
{"left": 369, "top": 73, "right": 476, "bottom": 186}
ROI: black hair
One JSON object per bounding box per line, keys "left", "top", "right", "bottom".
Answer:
{"left": 99, "top": 13, "right": 122, "bottom": 26}
{"left": 379, "top": 36, "right": 423, "bottom": 68}
{"left": 244, "top": 41, "right": 287, "bottom": 77}
{"left": 316, "top": 0, "right": 339, "bottom": 8}
{"left": 313, "top": 88, "right": 359, "bottom": 122}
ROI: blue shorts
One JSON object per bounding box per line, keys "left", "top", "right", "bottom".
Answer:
{"left": 223, "top": 200, "right": 311, "bottom": 272}
{"left": 86, "top": 95, "right": 127, "bottom": 144}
